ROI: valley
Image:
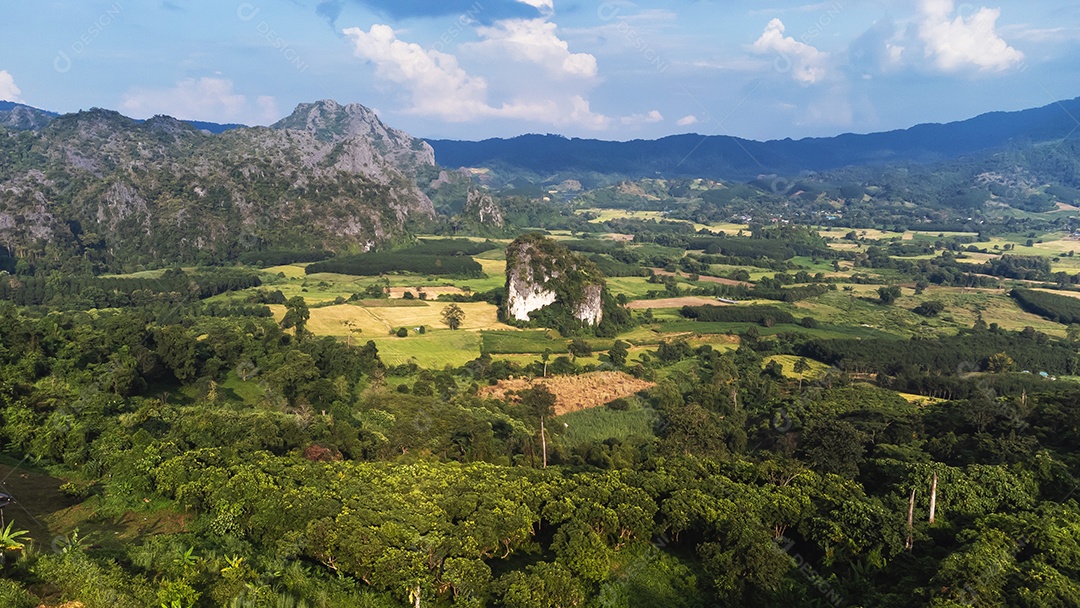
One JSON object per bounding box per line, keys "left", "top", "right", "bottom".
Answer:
{"left": 2, "top": 98, "right": 1080, "bottom": 607}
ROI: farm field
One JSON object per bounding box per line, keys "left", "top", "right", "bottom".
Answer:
{"left": 479, "top": 371, "right": 656, "bottom": 416}
{"left": 626, "top": 296, "right": 729, "bottom": 309}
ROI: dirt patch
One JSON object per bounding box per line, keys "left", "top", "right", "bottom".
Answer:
{"left": 388, "top": 286, "right": 466, "bottom": 299}
{"left": 627, "top": 297, "right": 730, "bottom": 309}
{"left": 480, "top": 371, "right": 656, "bottom": 416}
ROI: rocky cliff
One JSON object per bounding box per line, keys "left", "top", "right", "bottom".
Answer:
{"left": 0, "top": 100, "right": 436, "bottom": 270}
{"left": 505, "top": 234, "right": 604, "bottom": 326}
{"left": 463, "top": 187, "right": 504, "bottom": 228}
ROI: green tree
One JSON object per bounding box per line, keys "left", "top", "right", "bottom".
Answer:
{"left": 568, "top": 339, "right": 592, "bottom": 360}
{"left": 442, "top": 304, "right": 465, "bottom": 330}
{"left": 986, "top": 351, "right": 1014, "bottom": 373}
{"left": 878, "top": 285, "right": 902, "bottom": 305}
{"left": 608, "top": 340, "right": 629, "bottom": 367}
{"left": 281, "top": 296, "right": 310, "bottom": 335}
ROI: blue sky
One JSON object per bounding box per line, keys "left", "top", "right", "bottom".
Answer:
{"left": 1, "top": 0, "right": 1079, "bottom": 141}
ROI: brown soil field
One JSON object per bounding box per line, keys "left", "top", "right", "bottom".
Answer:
{"left": 479, "top": 371, "right": 656, "bottom": 415}
{"left": 627, "top": 297, "right": 730, "bottom": 309}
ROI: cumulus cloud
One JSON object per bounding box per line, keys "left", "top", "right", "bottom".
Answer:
{"left": 621, "top": 110, "right": 663, "bottom": 126}
{"left": 752, "top": 18, "right": 829, "bottom": 84}
{"left": 470, "top": 18, "right": 598, "bottom": 79}
{"left": 676, "top": 115, "right": 698, "bottom": 127}
{"left": 120, "top": 78, "right": 278, "bottom": 124}
{"left": 0, "top": 71, "right": 22, "bottom": 102}
{"left": 345, "top": 24, "right": 610, "bottom": 129}
{"left": 917, "top": 0, "right": 1024, "bottom": 72}
{"left": 344, "top": 24, "right": 492, "bottom": 121}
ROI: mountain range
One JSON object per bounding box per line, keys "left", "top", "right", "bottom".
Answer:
{"left": 3, "top": 95, "right": 1080, "bottom": 272}
{"left": 428, "top": 97, "right": 1080, "bottom": 184}
{"left": 0, "top": 100, "right": 437, "bottom": 271}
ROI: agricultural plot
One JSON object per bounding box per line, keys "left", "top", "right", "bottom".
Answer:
{"left": 479, "top": 371, "right": 656, "bottom": 415}
{"left": 764, "top": 355, "right": 831, "bottom": 380}
{"left": 558, "top": 407, "right": 659, "bottom": 445}
{"left": 626, "top": 297, "right": 729, "bottom": 309}
{"left": 374, "top": 331, "right": 484, "bottom": 368}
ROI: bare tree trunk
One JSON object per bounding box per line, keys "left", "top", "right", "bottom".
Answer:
{"left": 540, "top": 416, "right": 547, "bottom": 469}
{"left": 906, "top": 488, "right": 916, "bottom": 550}
{"left": 929, "top": 473, "right": 938, "bottom": 525}
{"left": 414, "top": 584, "right": 421, "bottom": 608}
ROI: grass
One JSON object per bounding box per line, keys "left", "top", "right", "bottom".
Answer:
{"left": 375, "top": 331, "right": 484, "bottom": 368}
{"left": 606, "top": 277, "right": 662, "bottom": 299}
{"left": 764, "top": 355, "right": 831, "bottom": 380}
{"left": 482, "top": 330, "right": 562, "bottom": 354}
{"left": 276, "top": 302, "right": 505, "bottom": 336}
{"left": 656, "top": 319, "right": 897, "bottom": 340}
{"left": 557, "top": 405, "right": 659, "bottom": 445}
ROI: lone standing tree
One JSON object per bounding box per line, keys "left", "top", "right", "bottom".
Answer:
{"left": 441, "top": 304, "right": 465, "bottom": 330}
{"left": 520, "top": 385, "right": 557, "bottom": 468}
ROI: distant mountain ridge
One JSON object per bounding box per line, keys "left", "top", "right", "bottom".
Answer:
{"left": 428, "top": 97, "right": 1080, "bottom": 183}
{"left": 0, "top": 101, "right": 243, "bottom": 134}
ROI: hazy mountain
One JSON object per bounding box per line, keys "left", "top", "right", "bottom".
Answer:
{"left": 0, "top": 100, "right": 436, "bottom": 271}
{"left": 0, "top": 101, "right": 244, "bottom": 134}
{"left": 428, "top": 97, "right": 1080, "bottom": 185}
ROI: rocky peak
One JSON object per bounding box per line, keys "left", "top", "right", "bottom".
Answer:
{"left": 271, "top": 99, "right": 435, "bottom": 172}
{"left": 505, "top": 234, "right": 604, "bottom": 326}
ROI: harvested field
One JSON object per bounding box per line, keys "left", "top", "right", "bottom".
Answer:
{"left": 479, "top": 371, "right": 656, "bottom": 415}
{"left": 627, "top": 297, "right": 730, "bottom": 309}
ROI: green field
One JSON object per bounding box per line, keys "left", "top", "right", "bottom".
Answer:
{"left": 558, "top": 405, "right": 659, "bottom": 445}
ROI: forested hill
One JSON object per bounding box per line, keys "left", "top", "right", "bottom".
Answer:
{"left": 0, "top": 100, "right": 439, "bottom": 271}
{"left": 428, "top": 96, "right": 1080, "bottom": 182}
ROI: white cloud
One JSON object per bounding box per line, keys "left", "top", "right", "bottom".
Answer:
{"left": 344, "top": 24, "right": 491, "bottom": 122}
{"left": 345, "top": 24, "right": 611, "bottom": 130}
{"left": 676, "top": 114, "right": 698, "bottom": 127}
{"left": 0, "top": 71, "right": 22, "bottom": 102}
{"left": 471, "top": 18, "right": 598, "bottom": 79}
{"left": 120, "top": 78, "right": 279, "bottom": 124}
{"left": 917, "top": 0, "right": 1024, "bottom": 72}
{"left": 621, "top": 110, "right": 664, "bottom": 126}
{"left": 516, "top": 0, "right": 553, "bottom": 14}
{"left": 752, "top": 18, "right": 829, "bottom": 84}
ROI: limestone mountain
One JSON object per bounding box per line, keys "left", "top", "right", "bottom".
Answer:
{"left": 0, "top": 100, "right": 436, "bottom": 271}
{"left": 505, "top": 234, "right": 604, "bottom": 328}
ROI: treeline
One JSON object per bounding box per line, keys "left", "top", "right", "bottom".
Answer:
{"left": 306, "top": 254, "right": 484, "bottom": 277}
{"left": 237, "top": 249, "right": 333, "bottom": 267}
{"left": 680, "top": 304, "right": 797, "bottom": 325}
{"left": 800, "top": 327, "right": 1080, "bottom": 375}
{"left": 0, "top": 268, "right": 262, "bottom": 308}
{"left": 688, "top": 237, "right": 799, "bottom": 260}
{"left": 1010, "top": 288, "right": 1080, "bottom": 324}
{"left": 410, "top": 238, "right": 501, "bottom": 256}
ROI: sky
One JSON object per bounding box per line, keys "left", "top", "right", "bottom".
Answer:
{"left": 1, "top": 0, "right": 1079, "bottom": 142}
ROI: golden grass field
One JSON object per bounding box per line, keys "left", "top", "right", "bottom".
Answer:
{"left": 479, "top": 371, "right": 656, "bottom": 416}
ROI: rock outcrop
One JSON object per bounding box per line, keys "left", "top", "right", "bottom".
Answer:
{"left": 463, "top": 187, "right": 504, "bottom": 228}
{"left": 505, "top": 234, "right": 604, "bottom": 326}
